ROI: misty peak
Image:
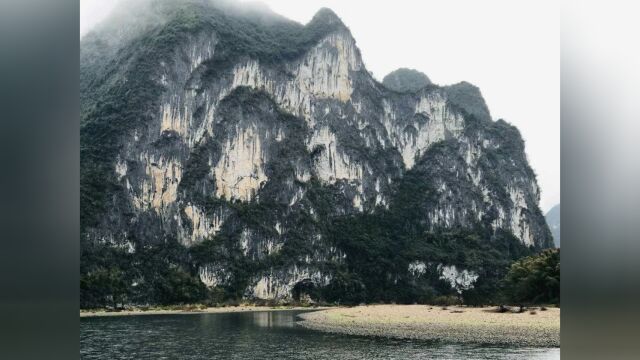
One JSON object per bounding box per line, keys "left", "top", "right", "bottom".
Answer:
{"left": 449, "top": 81, "right": 479, "bottom": 91}
{"left": 443, "top": 81, "right": 491, "bottom": 121}
{"left": 382, "top": 68, "right": 432, "bottom": 93}
{"left": 310, "top": 7, "right": 345, "bottom": 27}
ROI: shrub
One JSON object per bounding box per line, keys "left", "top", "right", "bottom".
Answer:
{"left": 433, "top": 295, "right": 461, "bottom": 306}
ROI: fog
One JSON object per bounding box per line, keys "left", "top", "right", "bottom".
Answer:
{"left": 81, "top": 0, "right": 559, "bottom": 212}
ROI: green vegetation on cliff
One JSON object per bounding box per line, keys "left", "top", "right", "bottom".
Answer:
{"left": 80, "top": 2, "right": 554, "bottom": 309}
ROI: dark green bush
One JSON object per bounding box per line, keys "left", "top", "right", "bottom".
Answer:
{"left": 502, "top": 248, "right": 560, "bottom": 305}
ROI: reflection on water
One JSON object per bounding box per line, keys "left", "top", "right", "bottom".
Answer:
{"left": 80, "top": 310, "right": 559, "bottom": 359}
{"left": 253, "top": 310, "right": 296, "bottom": 328}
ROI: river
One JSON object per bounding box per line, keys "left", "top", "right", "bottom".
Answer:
{"left": 80, "top": 310, "right": 559, "bottom": 359}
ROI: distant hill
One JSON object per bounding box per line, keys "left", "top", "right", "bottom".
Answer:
{"left": 546, "top": 204, "right": 560, "bottom": 247}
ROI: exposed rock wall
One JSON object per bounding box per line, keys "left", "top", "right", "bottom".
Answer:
{"left": 81, "top": 3, "right": 553, "bottom": 302}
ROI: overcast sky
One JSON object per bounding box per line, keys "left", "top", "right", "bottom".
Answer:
{"left": 81, "top": 0, "right": 559, "bottom": 212}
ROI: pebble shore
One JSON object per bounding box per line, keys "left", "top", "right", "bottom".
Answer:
{"left": 297, "top": 304, "right": 559, "bottom": 347}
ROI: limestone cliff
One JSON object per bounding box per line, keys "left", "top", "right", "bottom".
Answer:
{"left": 80, "top": 0, "right": 552, "bottom": 306}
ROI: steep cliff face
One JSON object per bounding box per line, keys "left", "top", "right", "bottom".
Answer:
{"left": 80, "top": 0, "right": 552, "bottom": 306}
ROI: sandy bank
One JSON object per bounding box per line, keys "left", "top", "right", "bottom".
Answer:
{"left": 297, "top": 304, "right": 559, "bottom": 347}
{"left": 81, "top": 305, "right": 328, "bottom": 318}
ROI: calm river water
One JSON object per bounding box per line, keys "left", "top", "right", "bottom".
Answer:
{"left": 80, "top": 310, "right": 559, "bottom": 359}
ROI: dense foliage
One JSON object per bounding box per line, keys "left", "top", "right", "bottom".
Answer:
{"left": 81, "top": 239, "right": 207, "bottom": 308}
{"left": 502, "top": 248, "right": 560, "bottom": 305}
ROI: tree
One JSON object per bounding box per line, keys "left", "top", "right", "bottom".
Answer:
{"left": 502, "top": 249, "right": 560, "bottom": 305}
{"left": 80, "top": 267, "right": 129, "bottom": 309}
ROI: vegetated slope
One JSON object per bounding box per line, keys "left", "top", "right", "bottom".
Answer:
{"left": 80, "top": 0, "right": 553, "bottom": 307}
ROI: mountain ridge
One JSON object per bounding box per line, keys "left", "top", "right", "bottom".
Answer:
{"left": 80, "top": 1, "right": 552, "bottom": 307}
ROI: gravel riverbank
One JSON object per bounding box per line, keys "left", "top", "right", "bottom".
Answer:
{"left": 297, "top": 304, "right": 559, "bottom": 347}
